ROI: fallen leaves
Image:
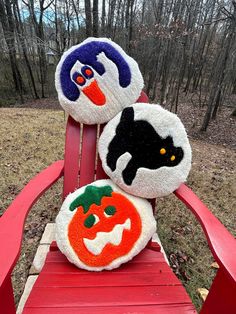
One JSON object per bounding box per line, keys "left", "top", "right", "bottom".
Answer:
{"left": 169, "top": 251, "right": 191, "bottom": 281}
{"left": 165, "top": 98, "right": 236, "bottom": 150}
{"left": 1, "top": 106, "right": 235, "bottom": 311}
{"left": 211, "top": 261, "right": 219, "bottom": 269}
{"left": 196, "top": 262, "right": 218, "bottom": 301}
{"left": 197, "top": 288, "right": 209, "bottom": 301}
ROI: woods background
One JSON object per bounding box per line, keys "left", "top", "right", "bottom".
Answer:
{"left": 0, "top": 0, "right": 235, "bottom": 131}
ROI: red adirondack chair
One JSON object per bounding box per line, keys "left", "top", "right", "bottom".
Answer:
{"left": 0, "top": 92, "right": 235, "bottom": 314}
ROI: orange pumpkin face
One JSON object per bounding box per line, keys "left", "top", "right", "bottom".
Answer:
{"left": 68, "top": 191, "right": 142, "bottom": 267}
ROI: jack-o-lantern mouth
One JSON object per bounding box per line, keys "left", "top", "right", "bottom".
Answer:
{"left": 83, "top": 218, "right": 131, "bottom": 255}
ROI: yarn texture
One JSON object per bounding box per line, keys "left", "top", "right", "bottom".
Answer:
{"left": 55, "top": 37, "right": 143, "bottom": 124}
{"left": 98, "top": 103, "right": 192, "bottom": 198}
{"left": 56, "top": 179, "right": 156, "bottom": 271}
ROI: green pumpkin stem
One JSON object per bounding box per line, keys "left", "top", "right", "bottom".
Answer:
{"left": 69, "top": 185, "right": 113, "bottom": 213}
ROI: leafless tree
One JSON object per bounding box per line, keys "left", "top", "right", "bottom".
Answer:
{"left": 84, "top": 0, "right": 92, "bottom": 36}
{"left": 0, "top": 0, "right": 235, "bottom": 132}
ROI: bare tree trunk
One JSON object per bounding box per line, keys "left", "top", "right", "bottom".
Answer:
{"left": 125, "top": 0, "right": 131, "bottom": 52}
{"left": 93, "top": 0, "right": 99, "bottom": 37}
{"left": 65, "top": 0, "right": 71, "bottom": 48}
{"left": 84, "top": 0, "right": 92, "bottom": 37}
{"left": 107, "top": 0, "right": 116, "bottom": 38}
{"left": 72, "top": 0, "right": 81, "bottom": 30}
{"left": 211, "top": 89, "right": 221, "bottom": 119}
{"left": 113, "top": 0, "right": 122, "bottom": 39}
{"left": 101, "top": 0, "right": 106, "bottom": 35}
{"left": 0, "top": 0, "right": 24, "bottom": 102}
{"left": 201, "top": 2, "right": 236, "bottom": 131}
{"left": 12, "top": 0, "right": 39, "bottom": 99}
{"left": 23, "top": 0, "right": 51, "bottom": 98}
{"left": 54, "top": 0, "right": 61, "bottom": 55}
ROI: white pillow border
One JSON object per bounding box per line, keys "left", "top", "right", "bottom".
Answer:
{"left": 98, "top": 103, "right": 192, "bottom": 198}
{"left": 55, "top": 179, "right": 156, "bottom": 271}
{"left": 55, "top": 37, "right": 144, "bottom": 124}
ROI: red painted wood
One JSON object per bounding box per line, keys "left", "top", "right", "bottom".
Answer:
{"left": 137, "top": 90, "right": 149, "bottom": 103}
{"left": 25, "top": 232, "right": 195, "bottom": 312}
{"left": 41, "top": 248, "right": 171, "bottom": 276}
{"left": 96, "top": 124, "right": 108, "bottom": 180}
{"left": 0, "top": 276, "right": 15, "bottom": 314}
{"left": 79, "top": 125, "right": 97, "bottom": 187}
{"left": 200, "top": 269, "right": 236, "bottom": 314}
{"left": 23, "top": 304, "right": 197, "bottom": 314}
{"left": 63, "top": 116, "right": 81, "bottom": 198}
{"left": 25, "top": 285, "right": 192, "bottom": 308}
{"left": 147, "top": 241, "right": 161, "bottom": 252}
{"left": 35, "top": 270, "right": 180, "bottom": 287}
{"left": 47, "top": 247, "right": 163, "bottom": 262}
{"left": 42, "top": 259, "right": 171, "bottom": 274}
{"left": 3, "top": 90, "right": 235, "bottom": 313}
{"left": 175, "top": 184, "right": 236, "bottom": 283}
{"left": 0, "top": 160, "right": 64, "bottom": 287}
{"left": 49, "top": 241, "right": 58, "bottom": 251}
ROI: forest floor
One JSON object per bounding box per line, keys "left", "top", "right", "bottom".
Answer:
{"left": 13, "top": 95, "right": 236, "bottom": 149}
{"left": 0, "top": 102, "right": 235, "bottom": 311}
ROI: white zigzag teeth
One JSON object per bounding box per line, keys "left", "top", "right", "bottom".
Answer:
{"left": 83, "top": 218, "right": 131, "bottom": 256}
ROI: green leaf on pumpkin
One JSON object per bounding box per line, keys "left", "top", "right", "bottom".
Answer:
{"left": 69, "top": 185, "right": 113, "bottom": 213}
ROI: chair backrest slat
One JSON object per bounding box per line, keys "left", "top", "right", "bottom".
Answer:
{"left": 79, "top": 125, "right": 98, "bottom": 187}
{"left": 96, "top": 124, "right": 109, "bottom": 181}
{"left": 63, "top": 116, "right": 81, "bottom": 199}
{"left": 63, "top": 91, "right": 150, "bottom": 199}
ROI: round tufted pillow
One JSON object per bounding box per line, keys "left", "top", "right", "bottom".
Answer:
{"left": 98, "top": 103, "right": 192, "bottom": 198}
{"left": 55, "top": 179, "right": 156, "bottom": 271}
{"left": 55, "top": 37, "right": 143, "bottom": 124}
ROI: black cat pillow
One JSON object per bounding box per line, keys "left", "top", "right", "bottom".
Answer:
{"left": 98, "top": 103, "right": 192, "bottom": 198}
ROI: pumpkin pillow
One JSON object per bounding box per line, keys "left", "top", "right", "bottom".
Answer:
{"left": 55, "top": 37, "right": 144, "bottom": 124}
{"left": 55, "top": 179, "right": 156, "bottom": 271}
{"left": 98, "top": 103, "right": 192, "bottom": 198}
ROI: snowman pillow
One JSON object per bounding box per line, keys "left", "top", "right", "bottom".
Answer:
{"left": 56, "top": 179, "right": 156, "bottom": 271}
{"left": 99, "top": 103, "right": 192, "bottom": 198}
{"left": 55, "top": 37, "right": 144, "bottom": 124}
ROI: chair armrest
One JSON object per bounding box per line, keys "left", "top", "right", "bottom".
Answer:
{"left": 0, "top": 160, "right": 64, "bottom": 286}
{"left": 174, "top": 183, "right": 236, "bottom": 283}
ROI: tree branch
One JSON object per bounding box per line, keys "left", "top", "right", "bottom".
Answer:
{"left": 204, "top": 17, "right": 228, "bottom": 25}
{"left": 43, "top": 0, "right": 54, "bottom": 11}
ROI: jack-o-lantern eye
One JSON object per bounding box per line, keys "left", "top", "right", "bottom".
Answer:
{"left": 84, "top": 214, "right": 99, "bottom": 228}
{"left": 104, "top": 206, "right": 116, "bottom": 217}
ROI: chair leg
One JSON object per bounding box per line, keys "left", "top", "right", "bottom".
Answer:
{"left": 200, "top": 269, "right": 236, "bottom": 314}
{"left": 0, "top": 276, "right": 15, "bottom": 314}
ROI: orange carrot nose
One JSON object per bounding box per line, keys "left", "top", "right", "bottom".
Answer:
{"left": 82, "top": 80, "right": 106, "bottom": 106}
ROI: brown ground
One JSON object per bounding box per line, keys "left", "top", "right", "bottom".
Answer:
{"left": 14, "top": 96, "right": 236, "bottom": 149}
{"left": 0, "top": 104, "right": 235, "bottom": 311}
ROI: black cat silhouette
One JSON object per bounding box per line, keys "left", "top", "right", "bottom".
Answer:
{"left": 106, "top": 107, "right": 184, "bottom": 185}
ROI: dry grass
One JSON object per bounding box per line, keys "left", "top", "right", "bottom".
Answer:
{"left": 0, "top": 108, "right": 65, "bottom": 304}
{"left": 156, "top": 140, "right": 236, "bottom": 310}
{"left": 0, "top": 108, "right": 235, "bottom": 311}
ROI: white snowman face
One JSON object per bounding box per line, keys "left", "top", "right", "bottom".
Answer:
{"left": 98, "top": 103, "right": 192, "bottom": 198}
{"left": 55, "top": 37, "right": 144, "bottom": 124}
